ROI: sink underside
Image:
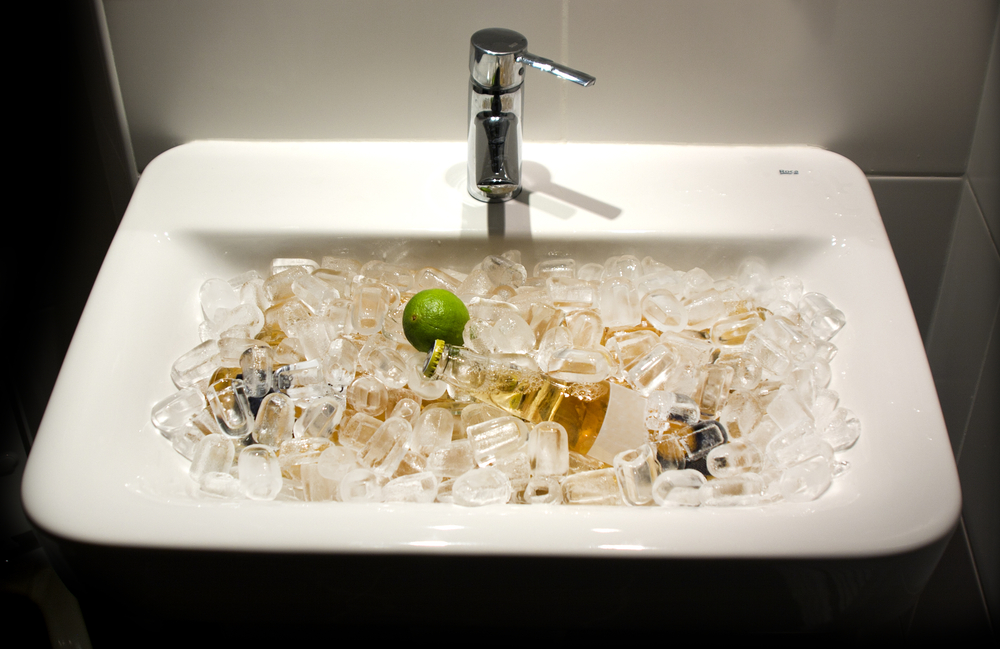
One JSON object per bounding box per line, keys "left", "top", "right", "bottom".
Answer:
{"left": 22, "top": 141, "right": 959, "bottom": 559}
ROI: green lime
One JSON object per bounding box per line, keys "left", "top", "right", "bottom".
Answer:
{"left": 402, "top": 289, "right": 470, "bottom": 352}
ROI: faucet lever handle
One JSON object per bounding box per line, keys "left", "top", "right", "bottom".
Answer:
{"left": 518, "top": 53, "right": 596, "bottom": 87}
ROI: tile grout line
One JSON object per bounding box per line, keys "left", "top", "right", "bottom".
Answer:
{"left": 951, "top": 181, "right": 1000, "bottom": 462}
{"left": 956, "top": 299, "right": 1000, "bottom": 465}
{"left": 559, "top": 0, "right": 570, "bottom": 143}
{"left": 965, "top": 166, "right": 1000, "bottom": 262}
{"left": 923, "top": 178, "right": 966, "bottom": 377}
{"left": 92, "top": 0, "right": 138, "bottom": 189}
{"left": 960, "top": 515, "right": 995, "bottom": 636}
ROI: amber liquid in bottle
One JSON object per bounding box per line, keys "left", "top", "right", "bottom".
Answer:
{"left": 430, "top": 344, "right": 612, "bottom": 456}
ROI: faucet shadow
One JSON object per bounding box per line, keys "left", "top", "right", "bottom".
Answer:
{"left": 519, "top": 161, "right": 623, "bottom": 221}
{"left": 449, "top": 159, "right": 623, "bottom": 238}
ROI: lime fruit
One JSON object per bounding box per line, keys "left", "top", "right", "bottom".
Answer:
{"left": 402, "top": 289, "right": 470, "bottom": 352}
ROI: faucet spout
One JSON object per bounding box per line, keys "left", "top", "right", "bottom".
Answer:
{"left": 473, "top": 93, "right": 520, "bottom": 198}
{"left": 467, "top": 28, "right": 594, "bottom": 203}
{"left": 478, "top": 112, "right": 519, "bottom": 193}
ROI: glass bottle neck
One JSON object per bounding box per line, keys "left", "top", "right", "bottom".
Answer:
{"left": 426, "top": 343, "right": 489, "bottom": 392}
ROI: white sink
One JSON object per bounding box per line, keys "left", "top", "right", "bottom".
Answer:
{"left": 22, "top": 141, "right": 960, "bottom": 626}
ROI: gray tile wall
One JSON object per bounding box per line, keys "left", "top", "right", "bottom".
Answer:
{"left": 867, "top": 177, "right": 963, "bottom": 342}
{"left": 925, "top": 12, "right": 1000, "bottom": 629}
{"left": 101, "top": 0, "right": 998, "bottom": 174}
{"left": 872, "top": 11, "right": 1000, "bottom": 630}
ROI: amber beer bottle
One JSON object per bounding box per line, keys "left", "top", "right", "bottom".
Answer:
{"left": 422, "top": 340, "right": 649, "bottom": 464}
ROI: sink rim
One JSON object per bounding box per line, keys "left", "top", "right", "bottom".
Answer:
{"left": 22, "top": 140, "right": 961, "bottom": 559}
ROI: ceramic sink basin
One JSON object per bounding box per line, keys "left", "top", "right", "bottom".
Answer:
{"left": 22, "top": 141, "right": 960, "bottom": 629}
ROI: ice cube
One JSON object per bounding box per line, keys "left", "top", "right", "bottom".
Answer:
{"left": 238, "top": 444, "right": 283, "bottom": 500}
{"left": 360, "top": 417, "right": 413, "bottom": 478}
{"left": 452, "top": 467, "right": 512, "bottom": 506}
{"left": 651, "top": 469, "right": 706, "bottom": 507}
{"left": 365, "top": 346, "right": 409, "bottom": 390}
{"left": 706, "top": 441, "right": 763, "bottom": 478}
{"left": 642, "top": 288, "right": 687, "bottom": 333}
{"left": 491, "top": 312, "right": 536, "bottom": 354}
{"left": 602, "top": 254, "right": 642, "bottom": 281}
{"left": 360, "top": 260, "right": 415, "bottom": 293}
{"left": 766, "top": 385, "right": 812, "bottom": 430}
{"left": 264, "top": 266, "right": 309, "bottom": 303}
{"left": 317, "top": 445, "right": 359, "bottom": 481}
{"left": 170, "top": 340, "right": 220, "bottom": 389}
{"left": 678, "top": 420, "right": 727, "bottom": 462}
{"left": 240, "top": 345, "right": 274, "bottom": 398}
{"left": 710, "top": 311, "right": 763, "bottom": 347}
{"left": 339, "top": 412, "right": 383, "bottom": 452}
{"left": 561, "top": 468, "right": 622, "bottom": 506}
{"left": 780, "top": 455, "right": 833, "bottom": 502}
{"left": 483, "top": 255, "right": 527, "bottom": 288}
{"left": 522, "top": 476, "right": 563, "bottom": 504}
{"left": 523, "top": 303, "right": 565, "bottom": 347}
{"left": 693, "top": 364, "right": 735, "bottom": 418}
{"left": 206, "top": 378, "right": 254, "bottom": 440}
{"left": 199, "top": 472, "right": 241, "bottom": 499}
{"left": 190, "top": 433, "right": 235, "bottom": 483}
{"left": 408, "top": 408, "right": 455, "bottom": 456}
{"left": 295, "top": 396, "right": 345, "bottom": 440}
{"left": 644, "top": 391, "right": 699, "bottom": 431}
{"left": 564, "top": 309, "right": 604, "bottom": 349}
{"left": 699, "top": 473, "right": 766, "bottom": 506}
{"left": 351, "top": 283, "right": 390, "bottom": 335}
{"left": 339, "top": 468, "right": 383, "bottom": 503}
{"left": 151, "top": 387, "right": 206, "bottom": 434}
{"left": 271, "top": 258, "right": 318, "bottom": 276}
{"left": 817, "top": 406, "right": 861, "bottom": 451}
{"left": 427, "top": 440, "right": 475, "bottom": 478}
{"left": 614, "top": 444, "right": 659, "bottom": 506}
{"left": 546, "top": 277, "right": 595, "bottom": 308}
{"left": 684, "top": 289, "right": 725, "bottom": 328}
{"left": 300, "top": 462, "right": 339, "bottom": 502}
{"left": 599, "top": 277, "right": 642, "bottom": 329}
{"left": 714, "top": 350, "right": 763, "bottom": 391}
{"left": 494, "top": 451, "right": 531, "bottom": 494}
{"left": 533, "top": 257, "right": 576, "bottom": 279}
{"left": 252, "top": 392, "right": 295, "bottom": 447}
{"left": 576, "top": 262, "right": 604, "bottom": 281}
{"left": 718, "top": 389, "right": 763, "bottom": 439}
{"left": 199, "top": 278, "right": 240, "bottom": 322}
{"left": 546, "top": 347, "right": 614, "bottom": 383}
{"left": 625, "top": 344, "right": 680, "bottom": 396}
{"left": 528, "top": 422, "right": 569, "bottom": 476}
{"left": 416, "top": 266, "right": 461, "bottom": 291}
{"left": 383, "top": 472, "right": 439, "bottom": 503}
{"left": 291, "top": 273, "right": 340, "bottom": 312}
{"left": 347, "top": 375, "right": 389, "bottom": 417}
{"left": 467, "top": 416, "right": 529, "bottom": 467}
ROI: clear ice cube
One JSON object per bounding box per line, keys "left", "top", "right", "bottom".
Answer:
{"left": 452, "top": 467, "right": 512, "bottom": 506}
{"left": 527, "top": 421, "right": 569, "bottom": 476}
{"left": 613, "top": 444, "right": 659, "bottom": 506}
{"left": 238, "top": 444, "right": 283, "bottom": 501}
{"left": 652, "top": 469, "right": 706, "bottom": 507}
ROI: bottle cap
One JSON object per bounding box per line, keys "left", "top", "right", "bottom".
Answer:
{"left": 422, "top": 339, "right": 447, "bottom": 379}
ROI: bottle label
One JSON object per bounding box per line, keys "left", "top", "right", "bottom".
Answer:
{"left": 587, "top": 383, "right": 649, "bottom": 465}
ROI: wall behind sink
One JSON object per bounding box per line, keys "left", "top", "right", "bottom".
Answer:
{"left": 101, "top": 0, "right": 996, "bottom": 176}
{"left": 15, "top": 0, "right": 995, "bottom": 635}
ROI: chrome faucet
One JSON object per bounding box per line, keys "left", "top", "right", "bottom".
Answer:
{"left": 467, "top": 28, "right": 595, "bottom": 203}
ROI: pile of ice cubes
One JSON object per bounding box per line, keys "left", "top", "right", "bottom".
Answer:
{"left": 151, "top": 253, "right": 860, "bottom": 506}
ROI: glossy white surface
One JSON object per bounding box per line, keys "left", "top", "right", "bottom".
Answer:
{"left": 23, "top": 141, "right": 960, "bottom": 558}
